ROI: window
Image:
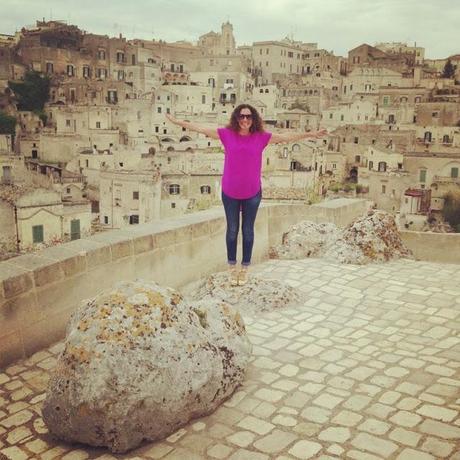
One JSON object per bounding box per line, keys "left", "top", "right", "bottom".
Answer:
{"left": 443, "top": 135, "right": 450, "bottom": 144}
{"left": 66, "top": 119, "right": 71, "bottom": 127}
{"left": 381, "top": 185, "right": 386, "bottom": 194}
{"left": 117, "top": 70, "right": 124, "bottom": 80}
{"left": 83, "top": 66, "right": 90, "bottom": 78}
{"left": 378, "top": 162, "right": 387, "bottom": 172}
{"left": 354, "top": 137, "right": 359, "bottom": 144}
{"left": 369, "top": 161, "right": 374, "bottom": 170}
{"left": 67, "top": 65, "right": 74, "bottom": 77}
{"left": 46, "top": 62, "right": 54, "bottom": 74}
{"left": 169, "top": 184, "right": 180, "bottom": 195}
{"left": 329, "top": 113, "right": 333, "bottom": 119}
{"left": 116, "top": 52, "right": 125, "bottom": 63}
{"left": 332, "top": 163, "right": 337, "bottom": 169}
{"left": 341, "top": 115, "right": 344, "bottom": 121}
{"left": 200, "top": 185, "right": 211, "bottom": 194}
{"left": 104, "top": 216, "right": 109, "bottom": 224}
{"left": 96, "top": 121, "right": 101, "bottom": 129}
{"left": 133, "top": 191, "right": 139, "bottom": 200}
{"left": 201, "top": 95, "right": 206, "bottom": 104}
{"left": 98, "top": 49, "right": 106, "bottom": 60}
{"left": 129, "top": 215, "right": 139, "bottom": 224}
{"left": 451, "top": 167, "right": 459, "bottom": 178}
{"left": 171, "top": 203, "right": 176, "bottom": 208}
{"left": 157, "top": 107, "right": 162, "bottom": 113}
{"left": 419, "top": 169, "right": 427, "bottom": 183}
{"left": 355, "top": 155, "right": 361, "bottom": 163}
{"left": 383, "top": 96, "right": 390, "bottom": 106}
{"left": 32, "top": 225, "right": 44, "bottom": 243}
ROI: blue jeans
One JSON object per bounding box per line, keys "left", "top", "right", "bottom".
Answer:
{"left": 221, "top": 189, "right": 262, "bottom": 266}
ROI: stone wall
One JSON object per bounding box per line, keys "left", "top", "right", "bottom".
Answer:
{"left": 0, "top": 199, "right": 371, "bottom": 368}
{"left": 400, "top": 230, "right": 460, "bottom": 265}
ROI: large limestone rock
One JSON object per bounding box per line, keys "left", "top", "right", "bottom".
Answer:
{"left": 42, "top": 280, "right": 252, "bottom": 453}
{"left": 270, "top": 210, "right": 412, "bottom": 265}
{"left": 188, "top": 271, "right": 302, "bottom": 314}
{"left": 326, "top": 210, "right": 413, "bottom": 264}
{"left": 269, "top": 221, "right": 341, "bottom": 260}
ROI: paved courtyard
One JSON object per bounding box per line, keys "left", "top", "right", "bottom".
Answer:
{"left": 1, "top": 258, "right": 460, "bottom": 460}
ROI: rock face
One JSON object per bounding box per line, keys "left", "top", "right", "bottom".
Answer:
{"left": 188, "top": 272, "right": 301, "bottom": 315}
{"left": 271, "top": 211, "right": 412, "bottom": 265}
{"left": 42, "top": 280, "right": 252, "bottom": 453}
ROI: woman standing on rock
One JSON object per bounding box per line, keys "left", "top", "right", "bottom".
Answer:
{"left": 166, "top": 104, "right": 327, "bottom": 286}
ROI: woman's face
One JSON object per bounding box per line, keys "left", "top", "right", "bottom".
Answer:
{"left": 237, "top": 108, "right": 253, "bottom": 132}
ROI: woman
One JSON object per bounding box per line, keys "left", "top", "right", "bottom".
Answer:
{"left": 166, "top": 104, "right": 327, "bottom": 286}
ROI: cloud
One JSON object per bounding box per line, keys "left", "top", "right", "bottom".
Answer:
{"left": 1, "top": 0, "right": 459, "bottom": 58}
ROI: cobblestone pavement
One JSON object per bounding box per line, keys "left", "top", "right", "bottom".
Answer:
{"left": 1, "top": 258, "right": 460, "bottom": 460}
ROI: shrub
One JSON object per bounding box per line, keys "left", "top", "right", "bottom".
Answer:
{"left": 0, "top": 111, "right": 16, "bottom": 135}
{"left": 442, "top": 191, "right": 460, "bottom": 232}
{"left": 9, "top": 71, "right": 50, "bottom": 112}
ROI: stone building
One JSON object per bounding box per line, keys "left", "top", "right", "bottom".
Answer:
{"left": 198, "top": 22, "right": 236, "bottom": 56}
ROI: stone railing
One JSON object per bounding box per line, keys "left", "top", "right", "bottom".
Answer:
{"left": 400, "top": 230, "right": 460, "bottom": 264}
{"left": 0, "top": 198, "right": 371, "bottom": 368}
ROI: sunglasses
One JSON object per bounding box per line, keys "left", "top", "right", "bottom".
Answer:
{"left": 238, "top": 114, "right": 253, "bottom": 120}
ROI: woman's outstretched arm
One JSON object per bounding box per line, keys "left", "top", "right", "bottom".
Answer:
{"left": 165, "top": 114, "right": 220, "bottom": 139}
{"left": 269, "top": 128, "right": 328, "bottom": 144}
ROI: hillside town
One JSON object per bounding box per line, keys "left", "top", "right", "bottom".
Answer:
{"left": 1, "top": 19, "right": 460, "bottom": 259}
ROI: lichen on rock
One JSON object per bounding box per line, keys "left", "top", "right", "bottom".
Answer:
{"left": 42, "top": 280, "right": 252, "bottom": 453}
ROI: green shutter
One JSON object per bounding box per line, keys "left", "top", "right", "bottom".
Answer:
{"left": 451, "top": 167, "right": 459, "bottom": 178}
{"left": 32, "top": 225, "right": 44, "bottom": 243}
{"left": 70, "top": 219, "right": 81, "bottom": 240}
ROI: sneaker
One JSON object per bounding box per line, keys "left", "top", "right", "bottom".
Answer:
{"left": 229, "top": 266, "right": 239, "bottom": 286}
{"left": 238, "top": 267, "right": 248, "bottom": 286}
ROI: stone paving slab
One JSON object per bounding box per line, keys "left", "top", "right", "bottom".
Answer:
{"left": 1, "top": 258, "right": 460, "bottom": 459}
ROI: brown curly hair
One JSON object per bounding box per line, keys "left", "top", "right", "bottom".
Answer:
{"left": 227, "top": 104, "right": 265, "bottom": 133}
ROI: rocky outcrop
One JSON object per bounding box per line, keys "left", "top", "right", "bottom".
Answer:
{"left": 271, "top": 210, "right": 412, "bottom": 264}
{"left": 42, "top": 280, "right": 252, "bottom": 453}
{"left": 188, "top": 272, "right": 301, "bottom": 315}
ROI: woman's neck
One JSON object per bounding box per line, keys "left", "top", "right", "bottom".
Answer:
{"left": 239, "top": 128, "right": 250, "bottom": 136}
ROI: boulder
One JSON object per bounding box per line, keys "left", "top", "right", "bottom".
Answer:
{"left": 326, "top": 210, "right": 413, "bottom": 264}
{"left": 188, "top": 272, "right": 301, "bottom": 314}
{"left": 270, "top": 211, "right": 412, "bottom": 265}
{"left": 269, "top": 221, "right": 341, "bottom": 260}
{"left": 42, "top": 280, "right": 252, "bottom": 453}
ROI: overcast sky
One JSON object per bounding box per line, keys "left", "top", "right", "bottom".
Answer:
{"left": 2, "top": 0, "right": 459, "bottom": 59}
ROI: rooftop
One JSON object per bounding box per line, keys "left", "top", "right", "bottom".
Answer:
{"left": 1, "top": 256, "right": 460, "bottom": 459}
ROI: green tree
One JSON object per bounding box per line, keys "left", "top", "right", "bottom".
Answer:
{"left": 441, "top": 59, "right": 456, "bottom": 79}
{"left": 442, "top": 191, "right": 460, "bottom": 232}
{"left": 0, "top": 111, "right": 16, "bottom": 136}
{"left": 8, "top": 71, "right": 50, "bottom": 112}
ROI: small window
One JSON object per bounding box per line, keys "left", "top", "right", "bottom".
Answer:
{"left": 451, "top": 167, "right": 459, "bottom": 178}
{"left": 169, "top": 184, "right": 180, "bottom": 195}
{"left": 200, "top": 185, "right": 211, "bottom": 194}
{"left": 104, "top": 216, "right": 109, "bottom": 224}
{"left": 133, "top": 191, "right": 139, "bottom": 200}
{"left": 354, "top": 137, "right": 359, "bottom": 144}
{"left": 171, "top": 203, "right": 176, "bottom": 208}
{"left": 96, "top": 121, "right": 101, "bottom": 129}
{"left": 157, "top": 107, "right": 162, "bottom": 113}
{"left": 32, "top": 225, "right": 44, "bottom": 243}
{"left": 381, "top": 185, "right": 386, "bottom": 194}
{"left": 129, "top": 215, "right": 139, "bottom": 225}
{"left": 419, "top": 170, "right": 427, "bottom": 183}
{"left": 369, "top": 161, "right": 374, "bottom": 170}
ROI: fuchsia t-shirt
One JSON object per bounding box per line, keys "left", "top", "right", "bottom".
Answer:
{"left": 217, "top": 127, "right": 272, "bottom": 199}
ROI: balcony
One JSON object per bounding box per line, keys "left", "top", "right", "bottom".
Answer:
{"left": 1, "top": 197, "right": 460, "bottom": 457}
{"left": 1, "top": 199, "right": 460, "bottom": 457}
{"left": 432, "top": 174, "right": 460, "bottom": 184}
